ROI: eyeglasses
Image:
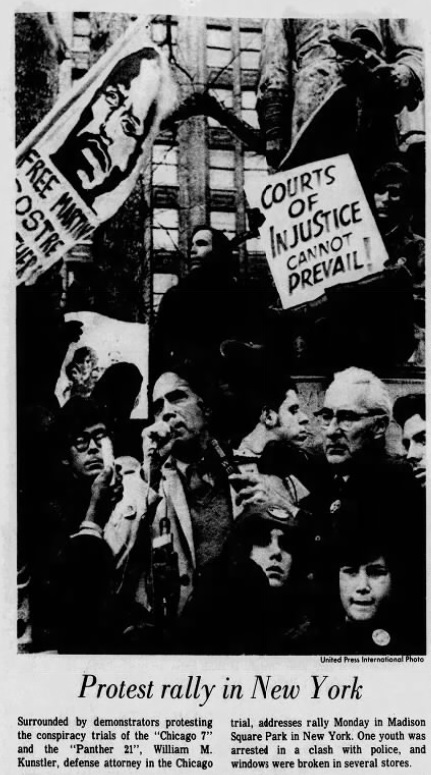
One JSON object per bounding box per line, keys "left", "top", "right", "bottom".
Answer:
{"left": 71, "top": 429, "right": 108, "bottom": 452}
{"left": 314, "top": 409, "right": 382, "bottom": 431}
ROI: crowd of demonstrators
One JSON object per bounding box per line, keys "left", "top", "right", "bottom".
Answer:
{"left": 19, "top": 338, "right": 426, "bottom": 655}
{"left": 17, "top": 219, "right": 425, "bottom": 657}
{"left": 17, "top": 14, "right": 425, "bottom": 655}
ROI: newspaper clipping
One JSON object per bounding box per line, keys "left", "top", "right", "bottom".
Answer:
{"left": 5, "top": 1, "right": 430, "bottom": 773}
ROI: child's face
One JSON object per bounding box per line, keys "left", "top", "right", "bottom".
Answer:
{"left": 250, "top": 528, "right": 293, "bottom": 589}
{"left": 339, "top": 556, "right": 391, "bottom": 622}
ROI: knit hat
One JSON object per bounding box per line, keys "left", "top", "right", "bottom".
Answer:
{"left": 234, "top": 503, "right": 308, "bottom": 556}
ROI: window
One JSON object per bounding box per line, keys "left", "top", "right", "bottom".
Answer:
{"left": 153, "top": 209, "right": 179, "bottom": 251}
{"left": 240, "top": 28, "right": 261, "bottom": 70}
{"left": 151, "top": 19, "right": 178, "bottom": 46}
{"left": 241, "top": 89, "right": 259, "bottom": 128}
{"left": 209, "top": 149, "right": 235, "bottom": 190}
{"left": 153, "top": 145, "right": 178, "bottom": 187}
{"left": 210, "top": 211, "right": 236, "bottom": 239}
{"left": 244, "top": 150, "right": 268, "bottom": 205}
{"left": 207, "top": 25, "right": 232, "bottom": 69}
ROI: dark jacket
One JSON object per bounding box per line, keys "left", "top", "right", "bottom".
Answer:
{"left": 177, "top": 554, "right": 311, "bottom": 655}
{"left": 153, "top": 266, "right": 267, "bottom": 372}
{"left": 303, "top": 451, "right": 426, "bottom": 653}
{"left": 302, "top": 450, "right": 421, "bottom": 536}
{"left": 299, "top": 616, "right": 419, "bottom": 655}
{"left": 29, "top": 471, "right": 124, "bottom": 653}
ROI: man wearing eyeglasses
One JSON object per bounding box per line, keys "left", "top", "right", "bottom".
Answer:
{"left": 307, "top": 366, "right": 398, "bottom": 546}
{"left": 315, "top": 366, "right": 392, "bottom": 472}
{"left": 310, "top": 368, "right": 425, "bottom": 651}
{"left": 313, "top": 367, "right": 423, "bottom": 509}
{"left": 29, "top": 397, "right": 123, "bottom": 652}
{"left": 304, "top": 365, "right": 426, "bottom": 554}
{"left": 65, "top": 416, "right": 109, "bottom": 478}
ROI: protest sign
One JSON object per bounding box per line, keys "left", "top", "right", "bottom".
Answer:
{"left": 16, "top": 16, "right": 178, "bottom": 286}
{"left": 54, "top": 311, "right": 149, "bottom": 419}
{"left": 248, "top": 154, "right": 388, "bottom": 310}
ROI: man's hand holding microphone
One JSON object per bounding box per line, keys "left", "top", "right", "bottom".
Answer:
{"left": 141, "top": 421, "right": 176, "bottom": 486}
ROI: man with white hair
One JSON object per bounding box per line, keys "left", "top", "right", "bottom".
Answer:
{"left": 312, "top": 367, "right": 421, "bottom": 515}
{"left": 310, "top": 367, "right": 425, "bottom": 649}
{"left": 316, "top": 367, "right": 393, "bottom": 475}
{"left": 308, "top": 367, "right": 401, "bottom": 541}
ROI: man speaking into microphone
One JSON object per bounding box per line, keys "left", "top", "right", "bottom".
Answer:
{"left": 140, "top": 362, "right": 237, "bottom": 619}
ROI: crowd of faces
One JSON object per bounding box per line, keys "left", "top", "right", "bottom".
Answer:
{"left": 63, "top": 364, "right": 424, "bottom": 639}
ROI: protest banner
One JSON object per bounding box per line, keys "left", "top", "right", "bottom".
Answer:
{"left": 16, "top": 16, "right": 178, "bottom": 286}
{"left": 248, "top": 154, "right": 389, "bottom": 310}
{"left": 54, "top": 311, "right": 149, "bottom": 419}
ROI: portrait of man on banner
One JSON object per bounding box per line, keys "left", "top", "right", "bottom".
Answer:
{"left": 50, "top": 46, "right": 163, "bottom": 214}
{"left": 16, "top": 16, "right": 178, "bottom": 284}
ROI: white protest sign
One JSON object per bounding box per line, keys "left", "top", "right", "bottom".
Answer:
{"left": 16, "top": 16, "right": 178, "bottom": 286}
{"left": 248, "top": 154, "right": 388, "bottom": 310}
{"left": 55, "top": 311, "right": 149, "bottom": 419}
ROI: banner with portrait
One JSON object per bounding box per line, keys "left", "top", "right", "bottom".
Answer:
{"left": 16, "top": 16, "right": 178, "bottom": 285}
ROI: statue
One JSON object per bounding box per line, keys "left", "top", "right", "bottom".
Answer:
{"left": 257, "top": 19, "right": 424, "bottom": 175}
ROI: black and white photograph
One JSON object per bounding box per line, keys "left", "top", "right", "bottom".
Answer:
{"left": 16, "top": 11, "right": 426, "bottom": 660}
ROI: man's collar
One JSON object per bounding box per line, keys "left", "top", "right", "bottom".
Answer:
{"left": 163, "top": 451, "right": 214, "bottom": 481}
{"left": 334, "top": 472, "right": 350, "bottom": 483}
{"left": 175, "top": 459, "right": 189, "bottom": 477}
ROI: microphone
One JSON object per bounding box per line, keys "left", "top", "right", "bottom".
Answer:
{"left": 144, "top": 422, "right": 172, "bottom": 457}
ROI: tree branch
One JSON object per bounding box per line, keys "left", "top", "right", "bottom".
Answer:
{"left": 162, "top": 91, "right": 265, "bottom": 155}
